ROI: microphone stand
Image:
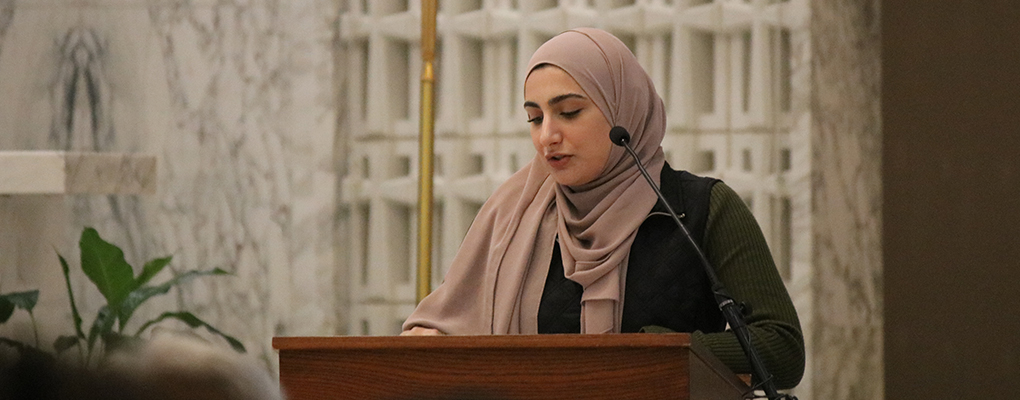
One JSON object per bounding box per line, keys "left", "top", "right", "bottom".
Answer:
{"left": 609, "top": 127, "right": 796, "bottom": 400}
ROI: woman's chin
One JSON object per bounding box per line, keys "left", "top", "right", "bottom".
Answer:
{"left": 551, "top": 173, "right": 596, "bottom": 188}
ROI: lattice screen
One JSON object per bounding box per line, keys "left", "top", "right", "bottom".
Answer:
{"left": 338, "top": 0, "right": 810, "bottom": 337}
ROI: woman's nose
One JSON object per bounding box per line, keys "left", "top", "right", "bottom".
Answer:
{"left": 538, "top": 120, "right": 562, "bottom": 147}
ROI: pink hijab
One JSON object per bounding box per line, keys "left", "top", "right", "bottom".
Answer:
{"left": 403, "top": 28, "right": 667, "bottom": 334}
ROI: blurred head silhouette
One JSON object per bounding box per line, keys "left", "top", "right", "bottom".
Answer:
{"left": 1, "top": 332, "right": 285, "bottom": 400}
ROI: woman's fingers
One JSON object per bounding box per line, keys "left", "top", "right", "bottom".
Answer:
{"left": 400, "top": 326, "right": 443, "bottom": 336}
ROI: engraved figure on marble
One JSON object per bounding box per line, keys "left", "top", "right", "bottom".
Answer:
{"left": 51, "top": 28, "right": 113, "bottom": 152}
{"left": 47, "top": 27, "right": 148, "bottom": 267}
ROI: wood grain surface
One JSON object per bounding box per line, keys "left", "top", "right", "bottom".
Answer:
{"left": 275, "top": 334, "right": 748, "bottom": 400}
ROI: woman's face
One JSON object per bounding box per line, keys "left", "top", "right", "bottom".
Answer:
{"left": 524, "top": 65, "right": 613, "bottom": 187}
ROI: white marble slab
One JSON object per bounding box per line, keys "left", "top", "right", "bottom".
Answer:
{"left": 0, "top": 151, "right": 155, "bottom": 195}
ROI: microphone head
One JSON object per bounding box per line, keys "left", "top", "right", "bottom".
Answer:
{"left": 609, "top": 126, "right": 631, "bottom": 146}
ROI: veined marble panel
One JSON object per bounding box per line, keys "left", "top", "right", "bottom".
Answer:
{"left": 785, "top": 25, "right": 815, "bottom": 400}
{"left": 0, "top": 1, "right": 12, "bottom": 58}
{"left": 811, "top": 0, "right": 883, "bottom": 399}
{"left": 0, "top": 0, "right": 340, "bottom": 370}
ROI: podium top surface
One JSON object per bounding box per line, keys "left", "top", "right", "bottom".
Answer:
{"left": 274, "top": 333, "right": 694, "bottom": 351}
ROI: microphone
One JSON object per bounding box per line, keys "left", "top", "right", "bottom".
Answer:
{"left": 609, "top": 126, "right": 795, "bottom": 400}
{"left": 609, "top": 125, "right": 630, "bottom": 146}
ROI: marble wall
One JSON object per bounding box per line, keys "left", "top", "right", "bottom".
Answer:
{"left": 0, "top": 0, "right": 341, "bottom": 368}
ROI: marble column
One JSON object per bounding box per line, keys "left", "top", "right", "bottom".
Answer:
{"left": 811, "top": 0, "right": 883, "bottom": 399}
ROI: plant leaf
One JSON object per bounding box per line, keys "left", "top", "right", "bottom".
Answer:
{"left": 87, "top": 306, "right": 115, "bottom": 353}
{"left": 0, "top": 337, "right": 31, "bottom": 351}
{"left": 136, "top": 256, "right": 172, "bottom": 287}
{"left": 2, "top": 290, "right": 39, "bottom": 312}
{"left": 117, "top": 268, "right": 230, "bottom": 328}
{"left": 0, "top": 337, "right": 54, "bottom": 362}
{"left": 54, "top": 335, "right": 81, "bottom": 354}
{"left": 79, "top": 228, "right": 136, "bottom": 309}
{"left": 58, "top": 254, "right": 86, "bottom": 339}
{"left": 117, "top": 285, "right": 167, "bottom": 330}
{"left": 136, "top": 311, "right": 246, "bottom": 353}
{"left": 0, "top": 297, "right": 13, "bottom": 323}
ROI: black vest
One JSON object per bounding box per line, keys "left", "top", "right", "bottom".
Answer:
{"left": 537, "top": 164, "right": 726, "bottom": 334}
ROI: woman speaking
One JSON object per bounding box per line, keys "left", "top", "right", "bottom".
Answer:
{"left": 402, "top": 28, "right": 804, "bottom": 389}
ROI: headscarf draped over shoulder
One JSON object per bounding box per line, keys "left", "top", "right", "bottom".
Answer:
{"left": 403, "top": 28, "right": 667, "bottom": 334}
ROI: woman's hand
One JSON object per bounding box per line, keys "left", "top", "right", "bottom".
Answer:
{"left": 400, "top": 326, "right": 444, "bottom": 336}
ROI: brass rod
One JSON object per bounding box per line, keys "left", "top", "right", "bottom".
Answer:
{"left": 416, "top": 0, "right": 438, "bottom": 304}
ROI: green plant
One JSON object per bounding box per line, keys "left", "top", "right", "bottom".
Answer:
{"left": 55, "top": 227, "right": 244, "bottom": 365}
{"left": 0, "top": 289, "right": 41, "bottom": 349}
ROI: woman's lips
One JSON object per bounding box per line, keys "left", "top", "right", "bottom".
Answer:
{"left": 545, "top": 154, "right": 572, "bottom": 169}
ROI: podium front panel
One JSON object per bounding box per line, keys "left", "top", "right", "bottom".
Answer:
{"left": 274, "top": 334, "right": 747, "bottom": 400}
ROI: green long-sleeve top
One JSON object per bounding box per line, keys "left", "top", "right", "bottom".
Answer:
{"left": 549, "top": 179, "right": 805, "bottom": 388}
{"left": 683, "top": 182, "right": 804, "bottom": 389}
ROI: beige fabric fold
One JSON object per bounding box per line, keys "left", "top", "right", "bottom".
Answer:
{"left": 403, "top": 27, "right": 667, "bottom": 334}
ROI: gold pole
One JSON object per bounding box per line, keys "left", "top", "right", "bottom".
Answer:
{"left": 416, "top": 0, "right": 438, "bottom": 304}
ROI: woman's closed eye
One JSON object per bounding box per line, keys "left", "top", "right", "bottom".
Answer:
{"left": 561, "top": 109, "right": 581, "bottom": 119}
{"left": 527, "top": 109, "right": 580, "bottom": 125}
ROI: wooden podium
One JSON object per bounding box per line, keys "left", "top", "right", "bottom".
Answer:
{"left": 273, "top": 333, "right": 749, "bottom": 400}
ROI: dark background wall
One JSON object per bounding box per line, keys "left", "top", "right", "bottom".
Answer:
{"left": 883, "top": 1, "right": 1020, "bottom": 398}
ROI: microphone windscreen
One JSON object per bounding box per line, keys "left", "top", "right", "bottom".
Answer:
{"left": 609, "top": 126, "right": 630, "bottom": 146}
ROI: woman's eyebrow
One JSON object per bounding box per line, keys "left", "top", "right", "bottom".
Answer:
{"left": 523, "top": 93, "right": 586, "bottom": 108}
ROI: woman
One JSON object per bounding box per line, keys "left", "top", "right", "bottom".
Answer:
{"left": 402, "top": 28, "right": 804, "bottom": 389}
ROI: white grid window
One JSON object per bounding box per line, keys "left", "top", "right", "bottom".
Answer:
{"left": 338, "top": 0, "right": 809, "bottom": 338}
